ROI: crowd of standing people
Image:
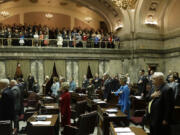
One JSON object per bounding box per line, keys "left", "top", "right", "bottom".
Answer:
{"left": 0, "top": 24, "right": 120, "bottom": 48}
{"left": 0, "top": 68, "right": 180, "bottom": 135}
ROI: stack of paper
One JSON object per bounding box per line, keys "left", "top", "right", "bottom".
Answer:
{"left": 44, "top": 96, "right": 53, "bottom": 99}
{"left": 117, "top": 133, "right": 135, "bottom": 135}
{"left": 93, "top": 99, "right": 101, "bottom": 102}
{"left": 114, "top": 127, "right": 131, "bottom": 132}
{"left": 30, "top": 121, "right": 51, "bottom": 125}
{"left": 106, "top": 108, "right": 118, "bottom": 113}
{"left": 114, "top": 127, "right": 135, "bottom": 135}
{"left": 97, "top": 101, "right": 106, "bottom": 104}
{"left": 45, "top": 106, "right": 55, "bottom": 109}
{"left": 37, "top": 115, "right": 52, "bottom": 118}
{"left": 108, "top": 113, "right": 116, "bottom": 117}
{"left": 134, "top": 96, "right": 142, "bottom": 99}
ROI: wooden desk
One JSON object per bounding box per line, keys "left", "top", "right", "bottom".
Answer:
{"left": 110, "top": 122, "right": 147, "bottom": 135}
{"left": 97, "top": 105, "right": 128, "bottom": 135}
{"left": 173, "top": 106, "right": 180, "bottom": 122}
{"left": 41, "top": 96, "right": 56, "bottom": 104}
{"left": 71, "top": 92, "right": 88, "bottom": 102}
{"left": 41, "top": 103, "right": 59, "bottom": 114}
{"left": 27, "top": 114, "right": 59, "bottom": 135}
{"left": 86, "top": 98, "right": 107, "bottom": 110}
{"left": 131, "top": 96, "right": 147, "bottom": 110}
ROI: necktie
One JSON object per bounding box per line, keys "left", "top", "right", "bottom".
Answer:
{"left": 148, "top": 89, "right": 159, "bottom": 114}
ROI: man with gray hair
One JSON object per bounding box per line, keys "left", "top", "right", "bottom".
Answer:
{"left": 10, "top": 80, "right": 21, "bottom": 131}
{"left": 0, "top": 79, "right": 14, "bottom": 121}
{"left": 147, "top": 72, "right": 174, "bottom": 135}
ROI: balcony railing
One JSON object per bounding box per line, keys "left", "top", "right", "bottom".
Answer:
{"left": 0, "top": 38, "right": 121, "bottom": 49}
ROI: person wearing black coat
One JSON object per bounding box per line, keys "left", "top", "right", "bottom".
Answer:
{"left": 0, "top": 79, "right": 14, "bottom": 121}
{"left": 103, "top": 73, "right": 112, "bottom": 102}
{"left": 10, "top": 80, "right": 21, "bottom": 130}
{"left": 137, "top": 69, "right": 148, "bottom": 97}
{"left": 147, "top": 72, "right": 174, "bottom": 135}
{"left": 27, "top": 73, "right": 35, "bottom": 91}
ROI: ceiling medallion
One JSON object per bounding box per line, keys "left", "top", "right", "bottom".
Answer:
{"left": 111, "top": 0, "right": 137, "bottom": 10}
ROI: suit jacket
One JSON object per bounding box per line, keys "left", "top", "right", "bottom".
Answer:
{"left": 149, "top": 83, "right": 174, "bottom": 126}
{"left": 137, "top": 75, "right": 148, "bottom": 96}
{"left": 168, "top": 82, "right": 180, "bottom": 99}
{"left": 0, "top": 87, "right": 14, "bottom": 120}
{"left": 11, "top": 85, "right": 21, "bottom": 112}
{"left": 103, "top": 78, "right": 112, "bottom": 101}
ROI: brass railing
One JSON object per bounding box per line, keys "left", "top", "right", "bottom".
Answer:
{"left": 0, "top": 38, "right": 121, "bottom": 49}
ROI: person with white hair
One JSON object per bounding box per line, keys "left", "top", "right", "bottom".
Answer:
{"left": 147, "top": 72, "right": 174, "bottom": 135}
{"left": 0, "top": 79, "right": 14, "bottom": 121}
{"left": 113, "top": 75, "right": 130, "bottom": 118}
{"left": 10, "top": 80, "right": 21, "bottom": 131}
{"left": 42, "top": 75, "right": 50, "bottom": 95}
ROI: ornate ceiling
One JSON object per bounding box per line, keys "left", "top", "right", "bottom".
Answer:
{"left": 0, "top": 0, "right": 180, "bottom": 39}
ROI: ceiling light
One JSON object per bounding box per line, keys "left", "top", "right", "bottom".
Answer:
{"left": 45, "top": 13, "right": 53, "bottom": 19}
{"left": 0, "top": 11, "right": 9, "bottom": 17}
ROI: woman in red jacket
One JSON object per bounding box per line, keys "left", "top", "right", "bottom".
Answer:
{"left": 59, "top": 82, "right": 71, "bottom": 127}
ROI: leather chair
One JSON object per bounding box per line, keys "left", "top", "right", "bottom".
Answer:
{"left": 71, "top": 100, "right": 88, "bottom": 125}
{"left": 0, "top": 120, "right": 12, "bottom": 135}
{"left": 130, "top": 110, "right": 146, "bottom": 129}
{"left": 64, "top": 111, "right": 98, "bottom": 135}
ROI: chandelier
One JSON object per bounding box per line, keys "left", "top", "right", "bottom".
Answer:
{"left": 111, "top": 0, "right": 137, "bottom": 10}
{"left": 84, "top": 17, "right": 92, "bottom": 23}
{"left": 0, "top": 11, "right": 10, "bottom": 17}
{"left": 45, "top": 13, "right": 53, "bottom": 19}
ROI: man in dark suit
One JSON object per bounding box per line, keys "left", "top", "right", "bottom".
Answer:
{"left": 103, "top": 73, "right": 112, "bottom": 102}
{"left": 0, "top": 79, "right": 14, "bottom": 121}
{"left": 168, "top": 74, "right": 180, "bottom": 105}
{"left": 137, "top": 69, "right": 148, "bottom": 97}
{"left": 93, "top": 73, "right": 102, "bottom": 90}
{"left": 147, "top": 72, "right": 174, "bottom": 135}
{"left": 10, "top": 80, "right": 21, "bottom": 130}
{"left": 27, "top": 73, "right": 35, "bottom": 91}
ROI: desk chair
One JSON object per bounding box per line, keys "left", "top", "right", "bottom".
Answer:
{"left": 64, "top": 111, "right": 98, "bottom": 135}
{"left": 71, "top": 100, "right": 88, "bottom": 125}
{"left": 130, "top": 110, "right": 146, "bottom": 129}
{"left": 0, "top": 120, "right": 13, "bottom": 135}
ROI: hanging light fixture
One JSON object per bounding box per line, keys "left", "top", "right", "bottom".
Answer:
{"left": 0, "top": 11, "right": 10, "bottom": 17}
{"left": 45, "top": 13, "right": 53, "bottom": 19}
{"left": 111, "top": 0, "right": 137, "bottom": 10}
{"left": 84, "top": 17, "right": 92, "bottom": 23}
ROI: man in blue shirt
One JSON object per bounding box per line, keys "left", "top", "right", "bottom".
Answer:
{"left": 69, "top": 78, "right": 76, "bottom": 92}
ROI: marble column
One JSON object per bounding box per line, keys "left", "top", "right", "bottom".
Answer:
{"left": 66, "top": 60, "right": 79, "bottom": 87}
{"left": 73, "top": 61, "right": 79, "bottom": 87}
{"left": 99, "top": 61, "right": 105, "bottom": 77}
{"left": 0, "top": 61, "right": 6, "bottom": 79}
{"left": 20, "top": 13, "right": 24, "bottom": 25}
{"left": 99, "top": 60, "right": 110, "bottom": 77}
{"left": 71, "top": 16, "right": 75, "bottom": 30}
{"left": 66, "top": 60, "right": 72, "bottom": 82}
{"left": 31, "top": 60, "right": 44, "bottom": 93}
